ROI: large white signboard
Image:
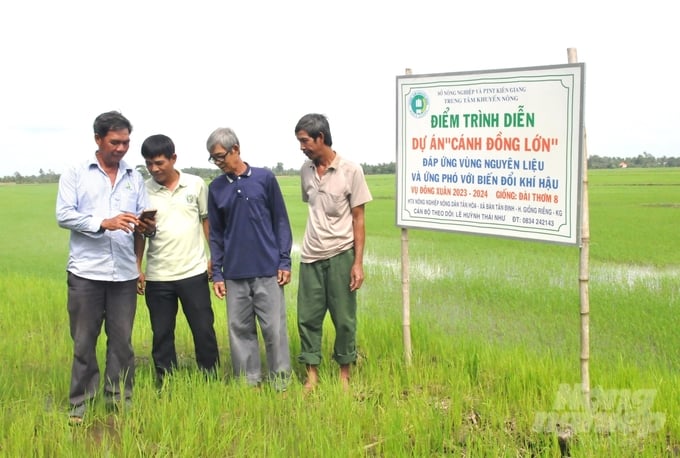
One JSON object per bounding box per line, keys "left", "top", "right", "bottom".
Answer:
{"left": 396, "top": 64, "right": 585, "bottom": 245}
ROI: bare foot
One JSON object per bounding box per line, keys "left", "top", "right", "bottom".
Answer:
{"left": 304, "top": 365, "right": 319, "bottom": 394}
{"left": 303, "top": 381, "right": 317, "bottom": 394}
{"left": 340, "top": 364, "right": 350, "bottom": 392}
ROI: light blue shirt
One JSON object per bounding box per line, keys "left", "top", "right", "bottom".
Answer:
{"left": 56, "top": 155, "right": 149, "bottom": 281}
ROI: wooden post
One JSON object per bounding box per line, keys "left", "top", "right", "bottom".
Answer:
{"left": 401, "top": 227, "right": 412, "bottom": 365}
{"left": 402, "top": 68, "right": 413, "bottom": 366}
{"left": 567, "top": 48, "right": 591, "bottom": 407}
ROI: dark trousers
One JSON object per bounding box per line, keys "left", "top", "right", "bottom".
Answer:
{"left": 145, "top": 272, "right": 219, "bottom": 379}
{"left": 67, "top": 272, "right": 137, "bottom": 406}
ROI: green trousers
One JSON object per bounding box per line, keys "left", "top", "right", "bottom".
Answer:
{"left": 297, "top": 249, "right": 357, "bottom": 366}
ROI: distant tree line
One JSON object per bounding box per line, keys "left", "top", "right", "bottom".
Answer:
{"left": 587, "top": 152, "right": 680, "bottom": 169}
{"left": 5, "top": 155, "right": 680, "bottom": 183}
{"left": 0, "top": 168, "right": 62, "bottom": 184}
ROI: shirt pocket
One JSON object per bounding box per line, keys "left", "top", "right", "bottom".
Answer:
{"left": 320, "top": 191, "right": 348, "bottom": 218}
{"left": 114, "top": 187, "right": 139, "bottom": 214}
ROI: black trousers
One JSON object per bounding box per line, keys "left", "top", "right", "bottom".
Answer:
{"left": 144, "top": 272, "right": 219, "bottom": 378}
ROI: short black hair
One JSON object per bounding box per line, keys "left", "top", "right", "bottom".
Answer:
{"left": 295, "top": 113, "right": 332, "bottom": 146}
{"left": 93, "top": 111, "right": 132, "bottom": 138}
{"left": 141, "top": 134, "right": 175, "bottom": 160}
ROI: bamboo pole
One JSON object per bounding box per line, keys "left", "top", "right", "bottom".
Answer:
{"left": 402, "top": 68, "right": 413, "bottom": 366}
{"left": 401, "top": 227, "right": 412, "bottom": 365}
{"left": 567, "top": 48, "right": 591, "bottom": 407}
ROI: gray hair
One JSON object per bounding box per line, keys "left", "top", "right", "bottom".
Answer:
{"left": 206, "top": 127, "right": 240, "bottom": 153}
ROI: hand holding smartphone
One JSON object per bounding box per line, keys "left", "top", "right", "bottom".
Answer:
{"left": 140, "top": 209, "right": 157, "bottom": 221}
{"left": 138, "top": 209, "right": 157, "bottom": 238}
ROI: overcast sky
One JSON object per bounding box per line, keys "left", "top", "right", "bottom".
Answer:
{"left": 0, "top": 0, "right": 675, "bottom": 176}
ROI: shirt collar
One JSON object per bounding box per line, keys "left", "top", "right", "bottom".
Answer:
{"left": 225, "top": 162, "right": 252, "bottom": 183}
{"left": 89, "top": 153, "right": 133, "bottom": 174}
{"left": 309, "top": 152, "right": 340, "bottom": 171}
{"left": 147, "top": 170, "right": 185, "bottom": 191}
{"left": 329, "top": 152, "right": 340, "bottom": 169}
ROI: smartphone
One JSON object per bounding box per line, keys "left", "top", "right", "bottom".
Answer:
{"left": 140, "top": 209, "right": 157, "bottom": 221}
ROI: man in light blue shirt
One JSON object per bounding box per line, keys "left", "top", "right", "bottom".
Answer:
{"left": 56, "top": 111, "right": 153, "bottom": 424}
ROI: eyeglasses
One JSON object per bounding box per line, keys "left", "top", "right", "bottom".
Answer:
{"left": 208, "top": 152, "right": 229, "bottom": 164}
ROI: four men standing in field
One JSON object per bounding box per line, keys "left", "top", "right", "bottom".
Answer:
{"left": 56, "top": 111, "right": 371, "bottom": 423}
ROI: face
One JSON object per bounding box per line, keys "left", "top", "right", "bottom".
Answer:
{"left": 95, "top": 129, "right": 130, "bottom": 167}
{"left": 209, "top": 145, "right": 240, "bottom": 174}
{"left": 145, "top": 154, "right": 177, "bottom": 186}
{"left": 296, "top": 130, "right": 323, "bottom": 161}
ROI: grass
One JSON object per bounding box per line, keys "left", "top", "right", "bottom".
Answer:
{"left": 0, "top": 168, "right": 679, "bottom": 456}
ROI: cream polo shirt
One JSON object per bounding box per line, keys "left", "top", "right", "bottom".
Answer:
{"left": 144, "top": 171, "right": 209, "bottom": 281}
{"left": 300, "top": 154, "right": 372, "bottom": 263}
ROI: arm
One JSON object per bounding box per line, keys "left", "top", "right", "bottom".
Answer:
{"left": 207, "top": 187, "right": 226, "bottom": 299}
{"left": 349, "top": 204, "right": 366, "bottom": 292}
{"left": 56, "top": 167, "right": 142, "bottom": 235}
{"left": 134, "top": 232, "right": 146, "bottom": 294}
{"left": 134, "top": 175, "right": 155, "bottom": 236}
{"left": 202, "top": 217, "right": 212, "bottom": 280}
{"left": 56, "top": 167, "right": 106, "bottom": 235}
{"left": 270, "top": 175, "right": 292, "bottom": 286}
{"left": 197, "top": 178, "right": 212, "bottom": 280}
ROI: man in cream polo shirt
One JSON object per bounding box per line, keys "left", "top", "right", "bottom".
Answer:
{"left": 136, "top": 134, "right": 220, "bottom": 384}
{"left": 294, "top": 113, "right": 372, "bottom": 392}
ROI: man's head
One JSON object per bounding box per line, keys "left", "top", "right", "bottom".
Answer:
{"left": 93, "top": 111, "right": 133, "bottom": 168}
{"left": 295, "top": 113, "right": 333, "bottom": 161}
{"left": 295, "top": 113, "right": 333, "bottom": 146}
{"left": 206, "top": 127, "right": 242, "bottom": 174}
{"left": 93, "top": 111, "right": 133, "bottom": 138}
{"left": 141, "top": 134, "right": 177, "bottom": 186}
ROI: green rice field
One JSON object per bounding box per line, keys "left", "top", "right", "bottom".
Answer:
{"left": 0, "top": 168, "right": 678, "bottom": 457}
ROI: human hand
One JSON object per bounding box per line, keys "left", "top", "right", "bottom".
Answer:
{"left": 135, "top": 214, "right": 157, "bottom": 237}
{"left": 277, "top": 270, "right": 291, "bottom": 286}
{"left": 349, "top": 264, "right": 364, "bottom": 292}
{"left": 101, "top": 213, "right": 139, "bottom": 233}
{"left": 137, "top": 272, "right": 146, "bottom": 295}
{"left": 213, "top": 281, "right": 226, "bottom": 299}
